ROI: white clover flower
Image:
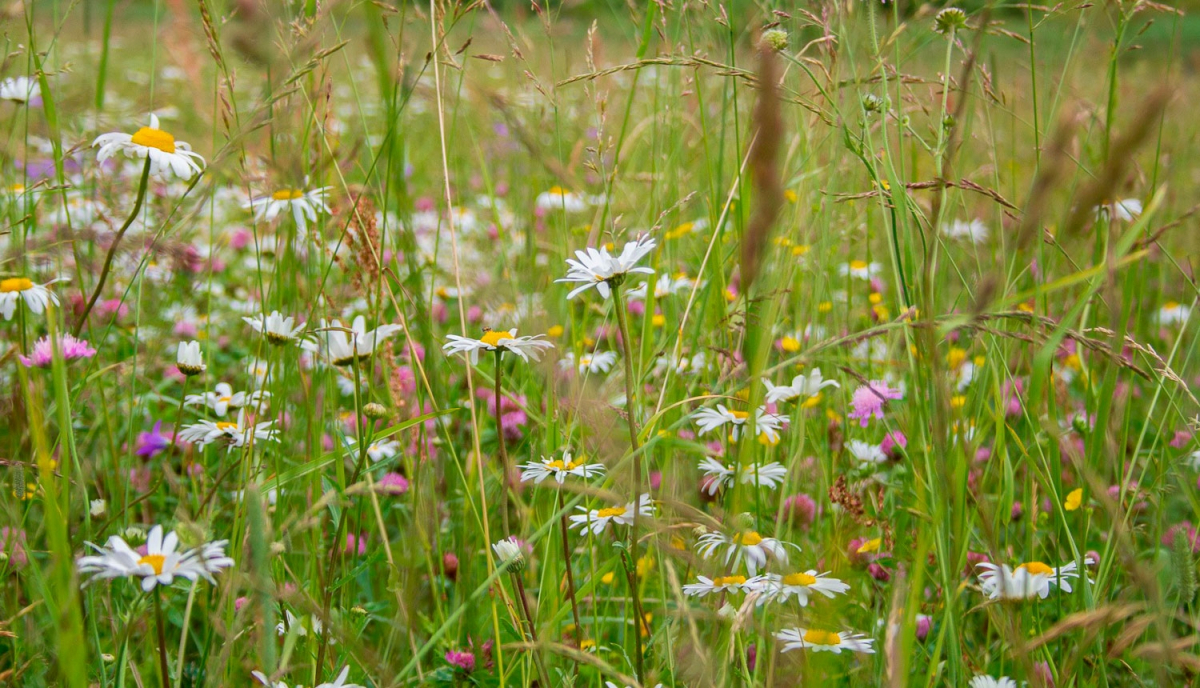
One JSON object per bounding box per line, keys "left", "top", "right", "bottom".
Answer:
{"left": 92, "top": 114, "right": 205, "bottom": 180}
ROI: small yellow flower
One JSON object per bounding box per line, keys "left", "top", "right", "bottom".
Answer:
{"left": 780, "top": 336, "right": 801, "bottom": 353}
{"left": 818, "top": 301, "right": 833, "bottom": 313}
{"left": 946, "top": 347, "right": 967, "bottom": 369}
{"left": 652, "top": 314, "right": 666, "bottom": 327}
{"left": 1064, "top": 488, "right": 1083, "bottom": 512}
{"left": 547, "top": 325, "right": 564, "bottom": 338}
{"left": 784, "top": 189, "right": 798, "bottom": 203}
{"left": 724, "top": 289, "right": 737, "bottom": 303}
{"left": 950, "top": 395, "right": 966, "bottom": 409}
{"left": 856, "top": 537, "right": 882, "bottom": 554}
{"left": 801, "top": 393, "right": 822, "bottom": 409}
{"left": 600, "top": 571, "right": 615, "bottom": 584}
{"left": 792, "top": 244, "right": 810, "bottom": 257}
{"left": 868, "top": 292, "right": 883, "bottom": 305}
{"left": 872, "top": 304, "right": 890, "bottom": 320}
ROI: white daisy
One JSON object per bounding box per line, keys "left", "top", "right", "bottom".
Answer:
{"left": 319, "top": 316, "right": 403, "bottom": 366}
{"left": 940, "top": 219, "right": 989, "bottom": 243}
{"left": 837, "top": 260, "right": 881, "bottom": 280}
{"left": 682, "top": 574, "right": 750, "bottom": 598}
{"left": 92, "top": 114, "right": 205, "bottom": 180}
{"left": 1158, "top": 301, "right": 1190, "bottom": 327}
{"left": 442, "top": 328, "right": 554, "bottom": 364}
{"left": 177, "top": 340, "right": 206, "bottom": 376}
{"left": 763, "top": 368, "right": 840, "bottom": 403}
{"left": 247, "top": 187, "right": 331, "bottom": 236}
{"left": 976, "top": 558, "right": 1093, "bottom": 600}
{"left": 747, "top": 570, "right": 850, "bottom": 606}
{"left": 625, "top": 273, "right": 697, "bottom": 300}
{"left": 244, "top": 310, "right": 307, "bottom": 345}
{"left": 0, "top": 276, "right": 66, "bottom": 320}
{"left": 969, "top": 677, "right": 1018, "bottom": 688}
{"left": 847, "top": 440, "right": 887, "bottom": 467}
{"left": 176, "top": 411, "right": 279, "bottom": 449}
{"left": 535, "top": 186, "right": 592, "bottom": 212}
{"left": 736, "top": 461, "right": 789, "bottom": 489}
{"left": 776, "top": 627, "right": 875, "bottom": 654}
{"left": 569, "top": 493, "right": 654, "bottom": 536}
{"left": 316, "top": 667, "right": 364, "bottom": 688}
{"left": 695, "top": 530, "right": 790, "bottom": 577}
{"left": 185, "top": 382, "right": 270, "bottom": 417}
{"left": 518, "top": 451, "right": 606, "bottom": 485}
{"left": 343, "top": 436, "right": 401, "bottom": 463}
{"left": 77, "top": 525, "right": 233, "bottom": 592}
{"left": 693, "top": 405, "right": 785, "bottom": 443}
{"left": 1096, "top": 198, "right": 1142, "bottom": 222}
{"left": 556, "top": 235, "right": 657, "bottom": 300}
{"left": 275, "top": 609, "right": 325, "bottom": 638}
{"left": 0, "top": 76, "right": 39, "bottom": 104}
{"left": 559, "top": 350, "right": 618, "bottom": 374}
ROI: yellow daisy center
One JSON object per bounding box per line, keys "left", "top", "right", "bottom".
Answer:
{"left": 215, "top": 421, "right": 238, "bottom": 431}
{"left": 545, "top": 460, "right": 566, "bottom": 471}
{"left": 780, "top": 336, "right": 801, "bottom": 352}
{"left": 0, "top": 277, "right": 33, "bottom": 293}
{"left": 783, "top": 572, "right": 818, "bottom": 587}
{"left": 272, "top": 189, "right": 305, "bottom": 201}
{"left": 850, "top": 259, "right": 868, "bottom": 270}
{"left": 138, "top": 554, "right": 167, "bottom": 575}
{"left": 712, "top": 575, "right": 747, "bottom": 587}
{"left": 130, "top": 126, "right": 177, "bottom": 154}
{"left": 1164, "top": 300, "right": 1180, "bottom": 310}
{"left": 596, "top": 506, "right": 627, "bottom": 518}
{"left": 728, "top": 409, "right": 750, "bottom": 420}
{"left": 803, "top": 629, "right": 842, "bottom": 646}
{"left": 1018, "top": 561, "right": 1054, "bottom": 576}
{"left": 733, "top": 531, "right": 763, "bottom": 546}
{"left": 480, "top": 330, "right": 514, "bottom": 347}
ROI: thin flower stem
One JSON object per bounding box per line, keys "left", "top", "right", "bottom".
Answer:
{"left": 74, "top": 157, "right": 151, "bottom": 337}
{"left": 512, "top": 572, "right": 552, "bottom": 688}
{"left": 610, "top": 281, "right": 645, "bottom": 682}
{"left": 557, "top": 489, "right": 584, "bottom": 652}
{"left": 494, "top": 349, "right": 511, "bottom": 536}
{"left": 153, "top": 587, "right": 172, "bottom": 688}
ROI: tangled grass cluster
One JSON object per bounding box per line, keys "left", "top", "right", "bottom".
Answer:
{"left": 2, "top": 1, "right": 1199, "bottom": 687}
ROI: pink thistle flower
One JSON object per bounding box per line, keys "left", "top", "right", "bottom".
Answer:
{"left": 19, "top": 334, "right": 97, "bottom": 368}
{"left": 847, "top": 380, "right": 903, "bottom": 427}
{"left": 880, "top": 431, "right": 907, "bottom": 459}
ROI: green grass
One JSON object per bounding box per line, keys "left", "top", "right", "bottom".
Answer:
{"left": 1, "top": 1, "right": 1198, "bottom": 686}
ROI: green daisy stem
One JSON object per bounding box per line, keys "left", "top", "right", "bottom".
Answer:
{"left": 512, "top": 571, "right": 552, "bottom": 688}
{"left": 153, "top": 586, "right": 172, "bottom": 688}
{"left": 558, "top": 489, "right": 584, "bottom": 651}
{"left": 494, "top": 348, "right": 511, "bottom": 536}
{"left": 610, "top": 280, "right": 646, "bottom": 682}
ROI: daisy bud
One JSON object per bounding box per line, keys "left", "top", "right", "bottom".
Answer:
{"left": 934, "top": 7, "right": 967, "bottom": 35}
{"left": 862, "top": 93, "right": 885, "bottom": 114}
{"left": 363, "top": 402, "right": 389, "bottom": 420}
{"left": 121, "top": 526, "right": 146, "bottom": 544}
{"left": 89, "top": 499, "right": 107, "bottom": 517}
{"left": 176, "top": 340, "right": 206, "bottom": 377}
{"left": 492, "top": 537, "right": 525, "bottom": 572}
{"left": 760, "top": 29, "right": 789, "bottom": 53}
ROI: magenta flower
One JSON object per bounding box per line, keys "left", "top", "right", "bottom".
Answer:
{"left": 783, "top": 493, "right": 817, "bottom": 528}
{"left": 445, "top": 649, "right": 475, "bottom": 673}
{"left": 345, "top": 532, "right": 368, "bottom": 556}
{"left": 18, "top": 333, "right": 96, "bottom": 368}
{"left": 136, "top": 420, "right": 171, "bottom": 458}
{"left": 847, "top": 380, "right": 903, "bottom": 427}
{"left": 0, "top": 527, "right": 28, "bottom": 570}
{"left": 377, "top": 472, "right": 410, "bottom": 495}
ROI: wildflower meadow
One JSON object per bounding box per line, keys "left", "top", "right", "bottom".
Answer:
{"left": 3, "top": 0, "right": 1200, "bottom": 686}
